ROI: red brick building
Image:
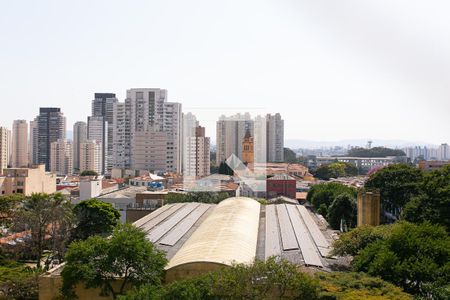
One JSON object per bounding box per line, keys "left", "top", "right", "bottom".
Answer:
{"left": 266, "top": 174, "right": 296, "bottom": 199}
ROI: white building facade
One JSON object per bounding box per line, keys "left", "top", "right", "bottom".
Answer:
{"left": 112, "top": 88, "right": 182, "bottom": 173}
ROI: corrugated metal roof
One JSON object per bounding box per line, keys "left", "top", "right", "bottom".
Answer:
{"left": 166, "top": 197, "right": 260, "bottom": 270}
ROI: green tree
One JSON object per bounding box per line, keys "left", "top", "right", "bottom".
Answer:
{"left": 307, "top": 182, "right": 357, "bottom": 216}
{"left": 314, "top": 162, "right": 358, "bottom": 180}
{"left": 122, "top": 259, "right": 412, "bottom": 300}
{"left": 122, "top": 257, "right": 319, "bottom": 300}
{"left": 351, "top": 222, "right": 450, "bottom": 297}
{"left": 343, "top": 162, "right": 358, "bottom": 176}
{"left": 314, "top": 162, "right": 344, "bottom": 180}
{"left": 71, "top": 198, "right": 121, "bottom": 241}
{"left": 402, "top": 165, "right": 450, "bottom": 230}
{"left": 316, "top": 272, "right": 411, "bottom": 300}
{"left": 347, "top": 147, "right": 406, "bottom": 157}
{"left": 326, "top": 193, "right": 357, "bottom": 230}
{"left": 61, "top": 223, "right": 167, "bottom": 299}
{"left": 331, "top": 224, "right": 392, "bottom": 257}
{"left": 364, "top": 164, "right": 423, "bottom": 218}
{"left": 0, "top": 194, "right": 23, "bottom": 227}
{"left": 165, "top": 192, "right": 229, "bottom": 204}
{"left": 0, "top": 260, "right": 40, "bottom": 299}
{"left": 79, "top": 170, "right": 99, "bottom": 176}
{"left": 13, "top": 193, "right": 74, "bottom": 268}
{"left": 211, "top": 257, "right": 319, "bottom": 299}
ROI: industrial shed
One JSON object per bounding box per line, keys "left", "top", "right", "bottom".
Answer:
{"left": 40, "top": 197, "right": 339, "bottom": 299}
{"left": 133, "top": 196, "right": 337, "bottom": 282}
{"left": 165, "top": 197, "right": 260, "bottom": 281}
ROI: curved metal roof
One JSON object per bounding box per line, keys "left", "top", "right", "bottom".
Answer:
{"left": 166, "top": 197, "right": 261, "bottom": 270}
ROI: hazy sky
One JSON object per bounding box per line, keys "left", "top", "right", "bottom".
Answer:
{"left": 1, "top": 0, "right": 449, "bottom": 144}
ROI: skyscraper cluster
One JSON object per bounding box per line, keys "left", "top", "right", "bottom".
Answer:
{"left": 1, "top": 87, "right": 286, "bottom": 178}
{"left": 402, "top": 143, "right": 450, "bottom": 161}
{"left": 216, "top": 113, "right": 284, "bottom": 166}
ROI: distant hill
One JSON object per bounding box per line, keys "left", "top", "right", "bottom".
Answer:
{"left": 285, "top": 139, "right": 436, "bottom": 149}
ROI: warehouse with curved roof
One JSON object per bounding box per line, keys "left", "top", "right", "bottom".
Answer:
{"left": 40, "top": 195, "right": 341, "bottom": 299}
{"left": 165, "top": 196, "right": 260, "bottom": 281}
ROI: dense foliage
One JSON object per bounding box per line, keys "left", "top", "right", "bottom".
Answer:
{"left": 314, "top": 162, "right": 358, "bottom": 180}
{"left": 307, "top": 183, "right": 357, "bottom": 230}
{"left": 332, "top": 224, "right": 392, "bottom": 257}
{"left": 71, "top": 198, "right": 121, "bottom": 241}
{"left": 79, "top": 170, "right": 99, "bottom": 176}
{"left": 0, "top": 194, "right": 23, "bottom": 227}
{"left": 123, "top": 257, "right": 320, "bottom": 300}
{"left": 326, "top": 193, "right": 357, "bottom": 230}
{"left": 0, "top": 259, "right": 40, "bottom": 300}
{"left": 333, "top": 222, "right": 450, "bottom": 299}
{"left": 121, "top": 258, "right": 411, "bottom": 300}
{"left": 165, "top": 191, "right": 229, "bottom": 204}
{"left": 347, "top": 147, "right": 406, "bottom": 157}
{"left": 365, "top": 164, "right": 423, "bottom": 218}
{"left": 402, "top": 165, "right": 450, "bottom": 230}
{"left": 61, "top": 223, "right": 167, "bottom": 299}
{"left": 317, "top": 272, "right": 411, "bottom": 300}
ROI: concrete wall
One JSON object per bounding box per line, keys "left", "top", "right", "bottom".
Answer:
{"left": 125, "top": 209, "right": 153, "bottom": 223}
{"left": 165, "top": 262, "right": 225, "bottom": 283}
{"left": 39, "top": 275, "right": 130, "bottom": 300}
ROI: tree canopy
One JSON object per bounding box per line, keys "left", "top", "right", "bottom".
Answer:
{"left": 347, "top": 147, "right": 406, "bottom": 157}
{"left": 0, "top": 259, "right": 40, "bottom": 299}
{"left": 314, "top": 162, "right": 358, "bottom": 180}
{"left": 121, "top": 258, "right": 411, "bottom": 300}
{"left": 327, "top": 193, "right": 357, "bottom": 230}
{"left": 0, "top": 194, "right": 23, "bottom": 226}
{"left": 307, "top": 183, "right": 357, "bottom": 230}
{"left": 13, "top": 192, "right": 74, "bottom": 268}
{"left": 165, "top": 191, "right": 229, "bottom": 204}
{"left": 402, "top": 165, "right": 450, "bottom": 230}
{"left": 334, "top": 222, "right": 450, "bottom": 298}
{"left": 61, "top": 223, "right": 167, "bottom": 299}
{"left": 79, "top": 170, "right": 99, "bottom": 176}
{"left": 364, "top": 164, "right": 423, "bottom": 218}
{"left": 122, "top": 257, "right": 319, "bottom": 300}
{"left": 71, "top": 198, "right": 121, "bottom": 241}
{"left": 332, "top": 224, "right": 392, "bottom": 257}
{"left": 316, "top": 272, "right": 411, "bottom": 300}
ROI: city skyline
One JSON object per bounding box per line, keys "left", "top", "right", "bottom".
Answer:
{"left": 1, "top": 1, "right": 449, "bottom": 144}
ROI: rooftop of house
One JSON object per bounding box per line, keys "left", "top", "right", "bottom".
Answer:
{"left": 267, "top": 174, "right": 296, "bottom": 181}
